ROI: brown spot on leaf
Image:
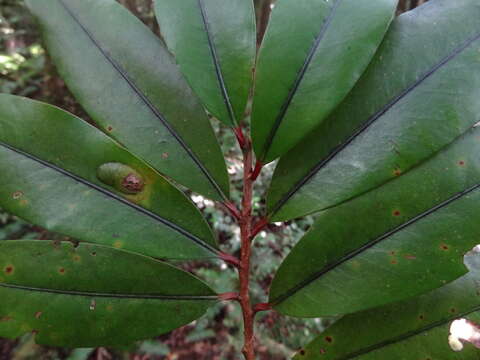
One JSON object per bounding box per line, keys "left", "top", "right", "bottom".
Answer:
{"left": 35, "top": 312, "right": 42, "bottom": 319}
{"left": 404, "top": 254, "right": 417, "bottom": 260}
{"left": 393, "top": 210, "right": 401, "bottom": 217}
{"left": 325, "top": 336, "right": 333, "bottom": 343}
{"left": 391, "top": 259, "right": 398, "bottom": 265}
{"left": 390, "top": 251, "right": 396, "bottom": 256}
{"left": 4, "top": 265, "right": 14, "bottom": 275}
{"left": 441, "top": 244, "right": 450, "bottom": 251}
{"left": 122, "top": 173, "right": 144, "bottom": 193}
{"left": 58, "top": 268, "right": 65, "bottom": 274}
{"left": 319, "top": 348, "right": 326, "bottom": 354}
{"left": 0, "top": 316, "right": 12, "bottom": 322}
{"left": 450, "top": 308, "right": 457, "bottom": 313}
{"left": 393, "top": 169, "right": 402, "bottom": 176}
{"left": 298, "top": 349, "right": 306, "bottom": 356}
{"left": 107, "top": 126, "right": 113, "bottom": 132}
{"left": 162, "top": 152, "right": 169, "bottom": 159}
{"left": 458, "top": 160, "right": 465, "bottom": 166}
{"left": 73, "top": 255, "right": 81, "bottom": 262}
{"left": 91, "top": 252, "right": 97, "bottom": 256}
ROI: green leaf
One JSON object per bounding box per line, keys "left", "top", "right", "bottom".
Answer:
{"left": 0, "top": 240, "right": 216, "bottom": 347}
{"left": 0, "top": 95, "right": 218, "bottom": 260}
{"left": 251, "top": 0, "right": 397, "bottom": 163}
{"left": 154, "top": 0, "right": 256, "bottom": 127}
{"left": 26, "top": 0, "right": 229, "bottom": 201}
{"left": 293, "top": 252, "right": 480, "bottom": 359}
{"left": 270, "top": 126, "right": 480, "bottom": 317}
{"left": 268, "top": 0, "right": 480, "bottom": 221}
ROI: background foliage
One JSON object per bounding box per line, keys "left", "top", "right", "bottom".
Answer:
{"left": 0, "top": 0, "right": 427, "bottom": 358}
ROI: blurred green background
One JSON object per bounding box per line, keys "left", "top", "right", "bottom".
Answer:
{"left": 0, "top": 0, "right": 426, "bottom": 359}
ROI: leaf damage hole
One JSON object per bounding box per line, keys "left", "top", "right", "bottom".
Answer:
{"left": 90, "top": 299, "right": 96, "bottom": 311}
{"left": 449, "top": 318, "right": 480, "bottom": 352}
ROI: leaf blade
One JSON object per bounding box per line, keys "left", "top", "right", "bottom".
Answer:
{"left": 0, "top": 95, "right": 218, "bottom": 260}
{"left": 251, "top": 0, "right": 397, "bottom": 163}
{"left": 154, "top": 0, "right": 256, "bottom": 126}
{"left": 270, "top": 127, "right": 480, "bottom": 316}
{"left": 0, "top": 240, "right": 216, "bottom": 347}
{"left": 268, "top": 0, "right": 480, "bottom": 220}
{"left": 26, "top": 0, "right": 229, "bottom": 200}
{"left": 294, "top": 253, "right": 480, "bottom": 359}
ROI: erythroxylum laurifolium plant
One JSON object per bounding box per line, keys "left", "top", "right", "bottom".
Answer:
{"left": 1, "top": 0, "right": 480, "bottom": 358}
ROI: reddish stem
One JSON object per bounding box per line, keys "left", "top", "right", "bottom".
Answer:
{"left": 238, "top": 136, "right": 256, "bottom": 360}
{"left": 251, "top": 217, "right": 269, "bottom": 240}
{"left": 253, "top": 302, "right": 272, "bottom": 314}
{"left": 219, "top": 252, "right": 241, "bottom": 268}
{"left": 250, "top": 160, "right": 263, "bottom": 181}
{"left": 234, "top": 126, "right": 247, "bottom": 150}
{"left": 223, "top": 201, "right": 241, "bottom": 220}
{"left": 218, "top": 292, "right": 240, "bottom": 301}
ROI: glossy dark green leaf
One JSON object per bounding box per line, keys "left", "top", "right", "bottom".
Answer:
{"left": 0, "top": 95, "right": 219, "bottom": 260}
{"left": 294, "top": 252, "right": 480, "bottom": 359}
{"left": 26, "top": 0, "right": 229, "bottom": 201}
{"left": 154, "top": 0, "right": 256, "bottom": 126}
{"left": 0, "top": 240, "right": 216, "bottom": 347}
{"left": 270, "top": 126, "right": 480, "bottom": 317}
{"left": 251, "top": 0, "right": 397, "bottom": 163}
{"left": 268, "top": 0, "right": 480, "bottom": 221}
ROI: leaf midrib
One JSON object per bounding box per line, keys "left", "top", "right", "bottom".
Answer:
{"left": 0, "top": 140, "right": 219, "bottom": 256}
{"left": 58, "top": 0, "right": 226, "bottom": 201}
{"left": 260, "top": 0, "right": 343, "bottom": 161}
{"left": 0, "top": 283, "right": 217, "bottom": 301}
{"left": 335, "top": 303, "right": 480, "bottom": 360}
{"left": 271, "top": 29, "right": 480, "bottom": 217}
{"left": 271, "top": 181, "right": 480, "bottom": 306}
{"left": 197, "top": 0, "right": 237, "bottom": 126}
